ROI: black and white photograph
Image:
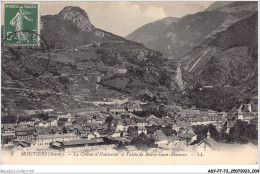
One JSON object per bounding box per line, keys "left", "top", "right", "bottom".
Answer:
{"left": 1, "top": 0, "right": 259, "bottom": 168}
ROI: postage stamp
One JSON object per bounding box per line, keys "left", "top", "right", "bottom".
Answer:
{"left": 4, "top": 3, "right": 39, "bottom": 45}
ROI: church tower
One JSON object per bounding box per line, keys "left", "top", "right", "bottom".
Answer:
{"left": 207, "top": 129, "right": 211, "bottom": 139}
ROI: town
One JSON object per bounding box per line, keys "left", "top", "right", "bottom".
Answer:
{"left": 2, "top": 84, "right": 258, "bottom": 154}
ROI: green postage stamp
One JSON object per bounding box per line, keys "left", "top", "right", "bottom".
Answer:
{"left": 4, "top": 3, "right": 39, "bottom": 45}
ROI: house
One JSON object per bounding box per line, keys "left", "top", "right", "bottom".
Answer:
{"left": 2, "top": 124, "right": 16, "bottom": 146}
{"left": 148, "top": 120, "right": 159, "bottom": 126}
{"left": 115, "top": 121, "right": 126, "bottom": 133}
{"left": 15, "top": 127, "right": 36, "bottom": 141}
{"left": 194, "top": 131, "right": 235, "bottom": 152}
{"left": 136, "top": 119, "right": 147, "bottom": 127}
{"left": 84, "top": 127, "right": 91, "bottom": 134}
{"left": 2, "top": 133, "right": 15, "bottom": 146}
{"left": 124, "top": 119, "right": 136, "bottom": 126}
{"left": 237, "top": 110, "right": 256, "bottom": 123}
{"left": 58, "top": 113, "right": 72, "bottom": 122}
{"left": 36, "top": 127, "right": 51, "bottom": 135}
{"left": 64, "top": 126, "right": 75, "bottom": 133}
{"left": 19, "top": 120, "right": 35, "bottom": 127}
{"left": 190, "top": 114, "right": 223, "bottom": 127}
{"left": 147, "top": 114, "right": 157, "bottom": 120}
{"left": 95, "top": 116, "right": 106, "bottom": 125}
{"left": 154, "top": 130, "right": 169, "bottom": 148}
{"left": 50, "top": 126, "right": 63, "bottom": 135}
{"left": 2, "top": 124, "right": 17, "bottom": 134}
{"left": 196, "top": 137, "right": 218, "bottom": 152}
{"left": 46, "top": 118, "right": 58, "bottom": 127}
{"left": 178, "top": 129, "right": 197, "bottom": 145}
{"left": 37, "top": 121, "right": 49, "bottom": 128}
{"left": 78, "top": 130, "right": 87, "bottom": 138}
{"left": 65, "top": 121, "right": 73, "bottom": 126}
{"left": 72, "top": 124, "right": 83, "bottom": 134}
{"left": 108, "top": 137, "right": 131, "bottom": 145}
{"left": 137, "top": 126, "right": 147, "bottom": 134}
{"left": 154, "top": 130, "right": 168, "bottom": 142}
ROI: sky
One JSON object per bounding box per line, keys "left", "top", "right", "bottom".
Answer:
{"left": 2, "top": 1, "right": 215, "bottom": 37}
{"left": 39, "top": 1, "right": 214, "bottom": 37}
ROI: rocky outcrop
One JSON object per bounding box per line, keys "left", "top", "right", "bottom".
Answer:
{"left": 59, "top": 6, "right": 94, "bottom": 32}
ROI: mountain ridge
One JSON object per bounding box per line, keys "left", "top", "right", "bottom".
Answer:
{"left": 126, "top": 1, "right": 257, "bottom": 60}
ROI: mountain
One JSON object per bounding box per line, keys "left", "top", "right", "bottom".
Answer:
{"left": 126, "top": 1, "right": 257, "bottom": 60}
{"left": 126, "top": 1, "right": 258, "bottom": 111}
{"left": 2, "top": 6, "right": 190, "bottom": 113}
{"left": 126, "top": 17, "right": 179, "bottom": 49}
{"left": 180, "top": 12, "right": 258, "bottom": 111}
{"left": 2, "top": 4, "right": 257, "bottom": 113}
{"left": 41, "top": 6, "right": 126, "bottom": 48}
{"left": 181, "top": 12, "right": 257, "bottom": 87}
{"left": 204, "top": 2, "right": 234, "bottom": 11}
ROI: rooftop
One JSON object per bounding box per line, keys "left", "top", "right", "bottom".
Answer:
{"left": 37, "top": 133, "right": 78, "bottom": 140}
{"left": 154, "top": 130, "right": 167, "bottom": 141}
{"left": 62, "top": 138, "right": 104, "bottom": 146}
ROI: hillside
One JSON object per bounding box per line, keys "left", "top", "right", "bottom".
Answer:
{"left": 41, "top": 6, "right": 127, "bottom": 48}
{"left": 2, "top": 6, "right": 190, "bottom": 113}
{"left": 126, "top": 1, "right": 257, "bottom": 60}
{"left": 126, "top": 17, "right": 179, "bottom": 49}
{"left": 1, "top": 4, "right": 257, "bottom": 113}
{"left": 179, "top": 12, "right": 258, "bottom": 111}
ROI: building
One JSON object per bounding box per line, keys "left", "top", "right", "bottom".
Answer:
{"left": 195, "top": 131, "right": 236, "bottom": 152}
{"left": 36, "top": 121, "right": 49, "bottom": 128}
{"left": 178, "top": 129, "right": 197, "bottom": 145}
{"left": 31, "top": 133, "right": 80, "bottom": 149}
{"left": 2, "top": 124, "right": 17, "bottom": 134}
{"left": 108, "top": 107, "right": 126, "bottom": 114}
{"left": 127, "top": 106, "right": 143, "bottom": 113}
{"left": 236, "top": 109, "right": 256, "bottom": 124}
{"left": 115, "top": 121, "right": 128, "bottom": 133}
{"left": 136, "top": 119, "right": 147, "bottom": 127}
{"left": 15, "top": 127, "right": 36, "bottom": 141}
{"left": 137, "top": 126, "right": 147, "bottom": 134}
{"left": 19, "top": 120, "right": 35, "bottom": 127}
{"left": 50, "top": 138, "right": 105, "bottom": 152}
{"left": 46, "top": 118, "right": 58, "bottom": 127}
{"left": 154, "top": 130, "right": 168, "bottom": 148}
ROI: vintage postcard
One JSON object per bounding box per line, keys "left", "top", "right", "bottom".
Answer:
{"left": 1, "top": 1, "right": 258, "bottom": 165}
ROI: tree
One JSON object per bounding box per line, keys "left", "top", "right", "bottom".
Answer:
{"left": 131, "top": 132, "right": 155, "bottom": 150}
{"left": 228, "top": 120, "right": 257, "bottom": 144}
{"left": 127, "top": 126, "right": 138, "bottom": 138}
{"left": 105, "top": 116, "right": 114, "bottom": 126}
{"left": 192, "top": 124, "right": 219, "bottom": 141}
{"left": 162, "top": 126, "right": 177, "bottom": 136}
{"left": 2, "top": 115, "right": 17, "bottom": 124}
{"left": 218, "top": 127, "right": 228, "bottom": 142}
